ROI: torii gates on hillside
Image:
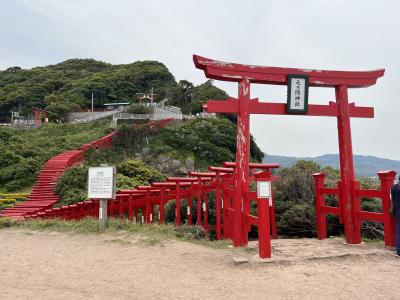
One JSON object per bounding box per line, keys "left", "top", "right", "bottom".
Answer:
{"left": 194, "top": 54, "right": 387, "bottom": 248}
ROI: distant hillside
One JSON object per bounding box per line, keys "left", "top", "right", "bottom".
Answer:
{"left": 263, "top": 154, "right": 400, "bottom": 178}
{"left": 0, "top": 59, "right": 227, "bottom": 122}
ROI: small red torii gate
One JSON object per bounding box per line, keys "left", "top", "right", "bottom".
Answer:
{"left": 194, "top": 54, "right": 386, "bottom": 247}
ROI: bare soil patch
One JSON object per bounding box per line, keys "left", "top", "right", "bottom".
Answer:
{"left": 0, "top": 229, "right": 399, "bottom": 299}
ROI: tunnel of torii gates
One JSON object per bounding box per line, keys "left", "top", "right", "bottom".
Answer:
{"left": 194, "top": 55, "right": 398, "bottom": 257}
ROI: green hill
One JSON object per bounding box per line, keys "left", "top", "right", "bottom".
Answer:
{"left": 0, "top": 59, "right": 227, "bottom": 122}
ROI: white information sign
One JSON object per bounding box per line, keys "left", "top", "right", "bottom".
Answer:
{"left": 88, "top": 166, "right": 116, "bottom": 199}
{"left": 287, "top": 74, "right": 309, "bottom": 114}
{"left": 257, "top": 181, "right": 271, "bottom": 199}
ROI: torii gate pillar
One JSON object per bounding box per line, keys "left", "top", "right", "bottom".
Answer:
{"left": 336, "top": 85, "right": 360, "bottom": 243}
{"left": 234, "top": 78, "right": 251, "bottom": 246}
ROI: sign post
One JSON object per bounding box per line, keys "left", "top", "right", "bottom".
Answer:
{"left": 99, "top": 199, "right": 107, "bottom": 232}
{"left": 88, "top": 166, "right": 116, "bottom": 232}
{"left": 254, "top": 172, "right": 273, "bottom": 258}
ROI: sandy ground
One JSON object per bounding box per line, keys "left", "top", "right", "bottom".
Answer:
{"left": 0, "top": 229, "right": 399, "bottom": 299}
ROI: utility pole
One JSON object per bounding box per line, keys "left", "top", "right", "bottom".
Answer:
{"left": 91, "top": 93, "right": 94, "bottom": 112}
{"left": 150, "top": 87, "right": 154, "bottom": 105}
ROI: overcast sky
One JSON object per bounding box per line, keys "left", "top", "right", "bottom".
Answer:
{"left": 1, "top": 0, "right": 399, "bottom": 160}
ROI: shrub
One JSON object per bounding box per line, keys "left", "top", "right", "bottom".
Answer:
{"left": 57, "top": 189, "right": 87, "bottom": 206}
{"left": 55, "top": 158, "right": 166, "bottom": 205}
{"left": 116, "top": 174, "right": 145, "bottom": 190}
{"left": 126, "top": 103, "right": 150, "bottom": 114}
{"left": 55, "top": 165, "right": 88, "bottom": 198}
{"left": 114, "top": 124, "right": 153, "bottom": 149}
{"left": 118, "top": 159, "right": 165, "bottom": 183}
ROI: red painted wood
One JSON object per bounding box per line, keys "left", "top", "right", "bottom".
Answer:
{"left": 215, "top": 173, "right": 222, "bottom": 240}
{"left": 355, "top": 189, "right": 382, "bottom": 198}
{"left": 167, "top": 177, "right": 198, "bottom": 182}
{"left": 321, "top": 206, "right": 341, "bottom": 215}
{"left": 194, "top": 55, "right": 384, "bottom": 88}
{"left": 224, "top": 161, "right": 280, "bottom": 169}
{"left": 206, "top": 99, "right": 374, "bottom": 118}
{"left": 246, "top": 214, "right": 259, "bottom": 226}
{"left": 188, "top": 171, "right": 217, "bottom": 177}
{"left": 336, "top": 85, "right": 360, "bottom": 244}
{"left": 378, "top": 171, "right": 397, "bottom": 247}
{"left": 258, "top": 197, "right": 271, "bottom": 259}
{"left": 313, "top": 173, "right": 327, "bottom": 239}
{"left": 208, "top": 166, "right": 235, "bottom": 173}
{"left": 320, "top": 187, "right": 339, "bottom": 195}
{"left": 359, "top": 211, "right": 384, "bottom": 222}
{"left": 231, "top": 78, "right": 251, "bottom": 247}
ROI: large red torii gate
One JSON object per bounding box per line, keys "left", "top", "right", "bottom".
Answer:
{"left": 194, "top": 54, "right": 385, "bottom": 247}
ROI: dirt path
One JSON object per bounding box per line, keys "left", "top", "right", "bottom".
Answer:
{"left": 0, "top": 229, "right": 399, "bottom": 299}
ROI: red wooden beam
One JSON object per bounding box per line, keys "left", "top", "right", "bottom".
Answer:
{"left": 321, "top": 206, "right": 341, "bottom": 215}
{"left": 223, "top": 162, "right": 280, "bottom": 169}
{"left": 167, "top": 177, "right": 198, "bottom": 182}
{"left": 188, "top": 171, "right": 217, "bottom": 177}
{"left": 194, "top": 55, "right": 384, "bottom": 88}
{"left": 208, "top": 166, "right": 235, "bottom": 173}
{"left": 205, "top": 99, "right": 374, "bottom": 118}
{"left": 359, "top": 211, "right": 384, "bottom": 222}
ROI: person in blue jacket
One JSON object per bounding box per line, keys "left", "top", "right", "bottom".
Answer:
{"left": 391, "top": 175, "right": 400, "bottom": 257}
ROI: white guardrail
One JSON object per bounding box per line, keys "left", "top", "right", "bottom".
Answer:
{"left": 71, "top": 110, "right": 121, "bottom": 124}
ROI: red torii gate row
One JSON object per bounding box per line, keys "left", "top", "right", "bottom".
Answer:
{"left": 193, "top": 54, "right": 396, "bottom": 248}
{"left": 25, "top": 161, "right": 280, "bottom": 258}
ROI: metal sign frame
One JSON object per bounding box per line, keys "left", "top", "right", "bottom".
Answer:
{"left": 87, "top": 166, "right": 116, "bottom": 200}
{"left": 257, "top": 181, "right": 271, "bottom": 199}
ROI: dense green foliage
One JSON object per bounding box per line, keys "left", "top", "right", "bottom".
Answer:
{"left": 0, "top": 120, "right": 111, "bottom": 192}
{"left": 150, "top": 118, "right": 264, "bottom": 169}
{"left": 0, "top": 59, "right": 228, "bottom": 121}
{"left": 168, "top": 80, "right": 229, "bottom": 114}
{"left": 0, "top": 59, "right": 174, "bottom": 121}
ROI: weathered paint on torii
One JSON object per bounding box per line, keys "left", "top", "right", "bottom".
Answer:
{"left": 194, "top": 54, "right": 385, "bottom": 247}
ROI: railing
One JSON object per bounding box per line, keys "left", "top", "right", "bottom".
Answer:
{"left": 71, "top": 109, "right": 122, "bottom": 124}
{"left": 313, "top": 170, "right": 397, "bottom": 247}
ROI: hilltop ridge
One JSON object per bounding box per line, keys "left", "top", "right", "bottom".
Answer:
{"left": 0, "top": 58, "right": 227, "bottom": 122}
{"left": 263, "top": 153, "right": 400, "bottom": 177}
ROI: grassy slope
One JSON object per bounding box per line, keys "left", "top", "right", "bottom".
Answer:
{"left": 0, "top": 119, "right": 112, "bottom": 192}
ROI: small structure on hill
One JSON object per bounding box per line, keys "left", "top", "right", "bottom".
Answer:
{"left": 32, "top": 108, "right": 49, "bottom": 126}
{"left": 136, "top": 87, "right": 156, "bottom": 105}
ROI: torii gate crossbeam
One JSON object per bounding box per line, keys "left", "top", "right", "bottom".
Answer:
{"left": 194, "top": 54, "right": 385, "bottom": 247}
